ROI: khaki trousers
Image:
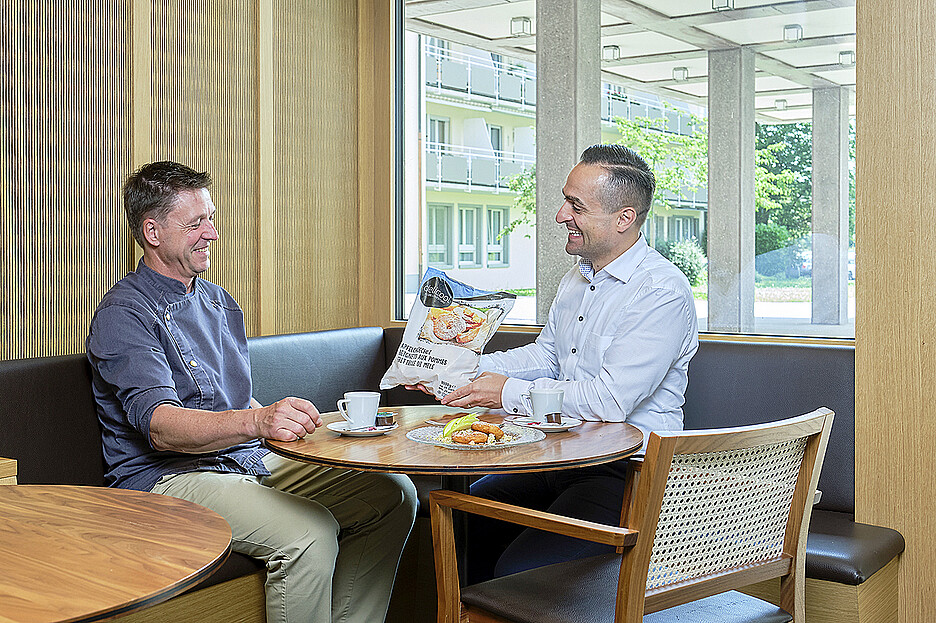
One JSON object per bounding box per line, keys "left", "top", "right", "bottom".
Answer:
{"left": 151, "top": 453, "right": 417, "bottom": 623}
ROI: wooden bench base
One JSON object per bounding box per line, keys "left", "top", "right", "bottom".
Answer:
{"left": 116, "top": 571, "right": 266, "bottom": 623}
{"left": 740, "top": 556, "right": 899, "bottom": 623}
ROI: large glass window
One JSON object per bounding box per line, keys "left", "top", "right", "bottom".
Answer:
{"left": 401, "top": 1, "right": 856, "bottom": 339}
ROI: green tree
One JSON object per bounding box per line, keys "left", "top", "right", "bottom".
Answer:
{"left": 500, "top": 164, "right": 536, "bottom": 237}
{"left": 755, "top": 122, "right": 812, "bottom": 238}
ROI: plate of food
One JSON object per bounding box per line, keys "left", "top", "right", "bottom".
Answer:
{"left": 507, "top": 416, "right": 582, "bottom": 433}
{"left": 424, "top": 411, "right": 503, "bottom": 427}
{"left": 407, "top": 413, "right": 544, "bottom": 449}
{"left": 326, "top": 422, "right": 399, "bottom": 437}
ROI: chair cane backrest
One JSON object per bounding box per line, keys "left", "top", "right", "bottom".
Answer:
{"left": 618, "top": 408, "right": 833, "bottom": 621}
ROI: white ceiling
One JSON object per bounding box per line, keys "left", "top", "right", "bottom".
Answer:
{"left": 404, "top": 0, "right": 857, "bottom": 123}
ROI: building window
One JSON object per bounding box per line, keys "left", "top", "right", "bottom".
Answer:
{"left": 489, "top": 125, "right": 502, "bottom": 153}
{"left": 428, "top": 116, "right": 448, "bottom": 145}
{"left": 426, "top": 37, "right": 449, "bottom": 58}
{"left": 427, "top": 203, "right": 453, "bottom": 268}
{"left": 487, "top": 207, "right": 509, "bottom": 266}
{"left": 670, "top": 216, "right": 699, "bottom": 242}
{"left": 458, "top": 205, "right": 482, "bottom": 267}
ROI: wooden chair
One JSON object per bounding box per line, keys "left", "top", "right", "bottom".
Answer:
{"left": 429, "top": 407, "right": 833, "bottom": 623}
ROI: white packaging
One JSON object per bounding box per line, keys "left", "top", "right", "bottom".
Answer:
{"left": 380, "top": 268, "right": 516, "bottom": 399}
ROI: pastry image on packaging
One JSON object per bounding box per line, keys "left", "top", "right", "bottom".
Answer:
{"left": 380, "top": 268, "right": 516, "bottom": 399}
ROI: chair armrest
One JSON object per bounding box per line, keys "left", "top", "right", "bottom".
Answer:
{"left": 429, "top": 490, "right": 638, "bottom": 547}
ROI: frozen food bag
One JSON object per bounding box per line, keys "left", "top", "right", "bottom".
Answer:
{"left": 380, "top": 268, "right": 516, "bottom": 399}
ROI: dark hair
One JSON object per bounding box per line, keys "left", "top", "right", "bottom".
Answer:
{"left": 123, "top": 161, "right": 212, "bottom": 246}
{"left": 579, "top": 144, "right": 655, "bottom": 225}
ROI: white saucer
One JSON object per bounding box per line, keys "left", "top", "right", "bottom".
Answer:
{"left": 326, "top": 422, "right": 399, "bottom": 437}
{"left": 508, "top": 416, "right": 581, "bottom": 432}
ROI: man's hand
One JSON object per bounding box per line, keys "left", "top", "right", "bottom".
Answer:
{"left": 252, "top": 397, "right": 322, "bottom": 442}
{"left": 404, "top": 383, "right": 437, "bottom": 398}
{"left": 441, "top": 372, "right": 508, "bottom": 409}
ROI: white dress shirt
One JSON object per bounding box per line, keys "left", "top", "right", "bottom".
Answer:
{"left": 479, "top": 235, "right": 699, "bottom": 442}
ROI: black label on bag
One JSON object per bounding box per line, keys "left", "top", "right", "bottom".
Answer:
{"left": 420, "top": 276, "right": 453, "bottom": 308}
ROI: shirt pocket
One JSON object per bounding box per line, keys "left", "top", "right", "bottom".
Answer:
{"left": 580, "top": 331, "right": 615, "bottom": 377}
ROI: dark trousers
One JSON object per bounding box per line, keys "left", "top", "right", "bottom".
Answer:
{"left": 466, "top": 461, "right": 630, "bottom": 585}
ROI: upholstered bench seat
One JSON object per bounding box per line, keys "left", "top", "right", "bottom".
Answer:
{"left": 807, "top": 509, "right": 905, "bottom": 585}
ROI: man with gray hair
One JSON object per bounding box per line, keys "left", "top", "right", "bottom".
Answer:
{"left": 439, "top": 145, "right": 699, "bottom": 582}
{"left": 88, "top": 161, "right": 416, "bottom": 623}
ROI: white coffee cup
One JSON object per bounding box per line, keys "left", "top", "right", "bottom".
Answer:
{"left": 337, "top": 391, "right": 381, "bottom": 429}
{"left": 521, "top": 388, "right": 564, "bottom": 423}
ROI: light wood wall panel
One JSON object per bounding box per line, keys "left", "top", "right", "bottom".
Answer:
{"left": 149, "top": 0, "right": 260, "bottom": 335}
{"left": 0, "top": 0, "right": 132, "bottom": 359}
{"left": 856, "top": 0, "right": 936, "bottom": 621}
{"left": 1, "top": 0, "right": 389, "bottom": 358}
{"left": 268, "top": 0, "right": 362, "bottom": 333}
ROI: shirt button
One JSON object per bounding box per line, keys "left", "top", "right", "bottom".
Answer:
{"left": 590, "top": 286, "right": 595, "bottom": 291}
{"left": 513, "top": 407, "right": 518, "bottom": 413}
{"left": 165, "top": 311, "right": 171, "bottom": 321}
{"left": 189, "top": 360, "right": 198, "bottom": 367}
{"left": 578, "top": 316, "right": 584, "bottom": 322}
{"left": 571, "top": 348, "right": 577, "bottom": 354}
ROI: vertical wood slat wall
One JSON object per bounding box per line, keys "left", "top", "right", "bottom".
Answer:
{"left": 0, "top": 0, "right": 390, "bottom": 360}
{"left": 0, "top": 1, "right": 132, "bottom": 359}
{"left": 856, "top": 1, "right": 936, "bottom": 621}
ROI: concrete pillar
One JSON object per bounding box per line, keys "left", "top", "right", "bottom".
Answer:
{"left": 706, "top": 48, "right": 756, "bottom": 332}
{"left": 811, "top": 86, "right": 850, "bottom": 324}
{"left": 535, "top": 0, "right": 601, "bottom": 322}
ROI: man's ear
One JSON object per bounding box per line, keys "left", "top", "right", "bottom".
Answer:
{"left": 142, "top": 218, "right": 160, "bottom": 247}
{"left": 616, "top": 207, "right": 638, "bottom": 233}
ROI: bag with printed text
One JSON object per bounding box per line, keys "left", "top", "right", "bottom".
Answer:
{"left": 380, "top": 268, "right": 516, "bottom": 399}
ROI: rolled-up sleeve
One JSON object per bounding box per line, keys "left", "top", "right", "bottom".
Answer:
{"left": 87, "top": 303, "right": 182, "bottom": 441}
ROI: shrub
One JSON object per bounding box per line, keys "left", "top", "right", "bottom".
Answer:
{"left": 755, "top": 222, "right": 794, "bottom": 277}
{"left": 661, "top": 239, "right": 706, "bottom": 286}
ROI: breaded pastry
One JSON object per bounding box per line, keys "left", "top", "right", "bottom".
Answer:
{"left": 451, "top": 429, "right": 489, "bottom": 444}
{"left": 471, "top": 421, "right": 504, "bottom": 440}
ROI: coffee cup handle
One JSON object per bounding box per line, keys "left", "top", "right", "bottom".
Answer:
{"left": 337, "top": 399, "right": 352, "bottom": 423}
{"left": 520, "top": 393, "right": 533, "bottom": 416}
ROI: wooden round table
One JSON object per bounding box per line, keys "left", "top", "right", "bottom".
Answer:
{"left": 0, "top": 485, "right": 232, "bottom": 623}
{"left": 265, "top": 405, "right": 644, "bottom": 476}
{"left": 266, "top": 405, "right": 643, "bottom": 586}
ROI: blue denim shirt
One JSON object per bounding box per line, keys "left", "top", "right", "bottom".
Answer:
{"left": 87, "top": 260, "right": 269, "bottom": 491}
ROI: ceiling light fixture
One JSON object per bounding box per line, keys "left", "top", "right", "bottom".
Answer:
{"left": 602, "top": 45, "right": 620, "bottom": 61}
{"left": 510, "top": 16, "right": 532, "bottom": 37}
{"left": 775, "top": 99, "right": 788, "bottom": 111}
{"left": 839, "top": 50, "right": 856, "bottom": 66}
{"left": 783, "top": 24, "right": 803, "bottom": 43}
{"left": 672, "top": 66, "right": 689, "bottom": 82}
{"left": 712, "top": 0, "right": 734, "bottom": 10}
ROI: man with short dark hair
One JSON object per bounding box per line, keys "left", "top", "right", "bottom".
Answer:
{"left": 88, "top": 161, "right": 416, "bottom": 623}
{"left": 441, "top": 145, "right": 698, "bottom": 582}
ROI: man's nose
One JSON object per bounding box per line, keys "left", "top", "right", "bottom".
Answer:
{"left": 556, "top": 201, "right": 571, "bottom": 223}
{"left": 203, "top": 220, "right": 219, "bottom": 240}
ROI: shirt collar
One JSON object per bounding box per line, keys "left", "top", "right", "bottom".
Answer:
{"left": 136, "top": 259, "right": 196, "bottom": 297}
{"left": 577, "top": 234, "right": 649, "bottom": 284}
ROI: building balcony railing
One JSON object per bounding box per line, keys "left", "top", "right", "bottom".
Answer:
{"left": 423, "top": 42, "right": 698, "bottom": 137}
{"left": 424, "top": 44, "right": 536, "bottom": 108}
{"left": 425, "top": 142, "right": 534, "bottom": 190}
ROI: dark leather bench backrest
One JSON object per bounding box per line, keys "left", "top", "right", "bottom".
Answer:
{"left": 0, "top": 354, "right": 105, "bottom": 485}
{"left": 684, "top": 340, "right": 855, "bottom": 514}
{"left": 248, "top": 327, "right": 387, "bottom": 412}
